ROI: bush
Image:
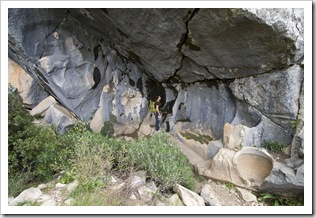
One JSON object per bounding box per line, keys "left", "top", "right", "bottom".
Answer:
{"left": 100, "top": 115, "right": 116, "bottom": 137}
{"left": 8, "top": 86, "right": 73, "bottom": 185}
{"left": 9, "top": 85, "right": 196, "bottom": 199}
{"left": 8, "top": 172, "right": 34, "bottom": 197}
{"left": 63, "top": 122, "right": 114, "bottom": 185}
{"left": 262, "top": 141, "right": 284, "bottom": 152}
{"left": 115, "top": 132, "right": 196, "bottom": 192}
{"left": 258, "top": 193, "right": 304, "bottom": 206}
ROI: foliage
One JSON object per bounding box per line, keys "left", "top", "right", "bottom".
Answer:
{"left": 70, "top": 185, "right": 122, "bottom": 206}
{"left": 225, "top": 182, "right": 234, "bottom": 190}
{"left": 115, "top": 131, "right": 196, "bottom": 192}
{"left": 62, "top": 122, "right": 113, "bottom": 185}
{"left": 59, "top": 171, "right": 75, "bottom": 184}
{"left": 262, "top": 141, "right": 284, "bottom": 152}
{"left": 8, "top": 86, "right": 73, "bottom": 182}
{"left": 8, "top": 86, "right": 74, "bottom": 196}
{"left": 291, "top": 119, "right": 299, "bottom": 129}
{"left": 258, "top": 193, "right": 304, "bottom": 206}
{"left": 16, "top": 201, "right": 41, "bottom": 206}
{"left": 8, "top": 86, "right": 196, "bottom": 202}
{"left": 180, "top": 131, "right": 213, "bottom": 144}
{"left": 100, "top": 115, "right": 116, "bottom": 137}
{"left": 8, "top": 172, "right": 34, "bottom": 198}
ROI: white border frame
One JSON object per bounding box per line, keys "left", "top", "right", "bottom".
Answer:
{"left": 1, "top": 1, "right": 313, "bottom": 215}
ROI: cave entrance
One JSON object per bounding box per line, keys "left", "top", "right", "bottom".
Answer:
{"left": 147, "top": 79, "right": 166, "bottom": 106}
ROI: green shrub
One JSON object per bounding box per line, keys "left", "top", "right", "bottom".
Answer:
{"left": 226, "top": 182, "right": 234, "bottom": 190}
{"left": 70, "top": 185, "right": 122, "bottom": 206}
{"left": 8, "top": 172, "right": 34, "bottom": 197}
{"left": 63, "top": 122, "right": 114, "bottom": 185}
{"left": 8, "top": 86, "right": 75, "bottom": 196}
{"left": 258, "top": 193, "right": 304, "bottom": 206}
{"left": 115, "top": 132, "right": 196, "bottom": 191}
{"left": 262, "top": 141, "right": 284, "bottom": 152}
{"left": 100, "top": 115, "right": 116, "bottom": 137}
{"left": 291, "top": 119, "right": 299, "bottom": 129}
{"left": 180, "top": 131, "right": 213, "bottom": 144}
{"left": 8, "top": 85, "right": 195, "bottom": 199}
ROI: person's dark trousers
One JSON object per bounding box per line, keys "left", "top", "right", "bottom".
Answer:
{"left": 154, "top": 112, "right": 160, "bottom": 131}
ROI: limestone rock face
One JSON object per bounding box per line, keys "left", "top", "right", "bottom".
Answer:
{"left": 8, "top": 8, "right": 304, "bottom": 162}
{"left": 169, "top": 83, "right": 236, "bottom": 139}
{"left": 230, "top": 65, "right": 303, "bottom": 135}
{"left": 8, "top": 59, "right": 48, "bottom": 108}
{"left": 182, "top": 8, "right": 303, "bottom": 79}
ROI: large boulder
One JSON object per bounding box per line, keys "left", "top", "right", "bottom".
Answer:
{"left": 9, "top": 188, "right": 43, "bottom": 206}
{"left": 41, "top": 103, "right": 76, "bottom": 134}
{"left": 176, "top": 184, "right": 205, "bottom": 206}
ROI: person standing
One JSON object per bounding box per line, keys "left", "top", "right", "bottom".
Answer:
{"left": 154, "top": 96, "right": 161, "bottom": 131}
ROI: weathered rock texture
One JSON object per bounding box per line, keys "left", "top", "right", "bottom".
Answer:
{"left": 8, "top": 8, "right": 304, "bottom": 195}
{"left": 8, "top": 59, "right": 48, "bottom": 108}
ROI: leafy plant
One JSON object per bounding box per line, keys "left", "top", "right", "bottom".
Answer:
{"left": 117, "top": 131, "right": 196, "bottom": 192}
{"left": 262, "top": 141, "right": 284, "bottom": 152}
{"left": 63, "top": 122, "right": 114, "bottom": 185}
{"left": 70, "top": 185, "right": 122, "bottom": 206}
{"left": 180, "top": 131, "right": 213, "bottom": 144}
{"left": 16, "top": 201, "right": 41, "bottom": 206}
{"left": 8, "top": 86, "right": 195, "bottom": 203}
{"left": 100, "top": 114, "right": 116, "bottom": 137}
{"left": 8, "top": 172, "right": 34, "bottom": 197}
{"left": 226, "top": 182, "right": 234, "bottom": 190}
{"left": 8, "top": 86, "right": 72, "bottom": 181}
{"left": 291, "top": 119, "right": 299, "bottom": 129}
{"left": 59, "top": 171, "right": 75, "bottom": 184}
{"left": 258, "top": 193, "right": 303, "bottom": 206}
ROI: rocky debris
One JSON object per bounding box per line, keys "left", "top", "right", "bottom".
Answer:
{"left": 200, "top": 184, "right": 222, "bottom": 206}
{"left": 9, "top": 168, "right": 265, "bottom": 207}
{"left": 38, "top": 195, "right": 57, "bottom": 206}
{"left": 128, "top": 171, "right": 147, "bottom": 190}
{"left": 30, "top": 96, "right": 57, "bottom": 117}
{"left": 205, "top": 179, "right": 264, "bottom": 206}
{"left": 168, "top": 194, "right": 185, "bottom": 206}
{"left": 9, "top": 180, "right": 79, "bottom": 206}
{"left": 137, "top": 181, "right": 158, "bottom": 202}
{"left": 235, "top": 187, "right": 258, "bottom": 203}
{"left": 179, "top": 130, "right": 303, "bottom": 197}
{"left": 176, "top": 184, "right": 205, "bottom": 206}
{"left": 9, "top": 188, "right": 43, "bottom": 206}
